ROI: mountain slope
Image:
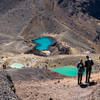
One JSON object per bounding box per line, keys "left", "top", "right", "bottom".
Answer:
{"left": 0, "top": 0, "right": 43, "bottom": 43}
{"left": 21, "top": 0, "right": 100, "bottom": 53}
{"left": 0, "top": 0, "right": 100, "bottom": 54}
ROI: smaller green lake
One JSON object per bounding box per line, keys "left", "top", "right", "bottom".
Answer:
{"left": 10, "top": 63, "right": 24, "bottom": 69}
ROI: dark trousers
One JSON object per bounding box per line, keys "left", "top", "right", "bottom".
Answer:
{"left": 86, "top": 69, "right": 91, "bottom": 83}
{"left": 78, "top": 73, "right": 83, "bottom": 84}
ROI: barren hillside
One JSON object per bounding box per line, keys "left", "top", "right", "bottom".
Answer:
{"left": 21, "top": 0, "right": 100, "bottom": 53}
{"left": 0, "top": 0, "right": 100, "bottom": 54}
{"left": 0, "top": 0, "right": 44, "bottom": 44}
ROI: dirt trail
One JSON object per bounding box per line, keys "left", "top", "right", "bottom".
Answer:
{"left": 14, "top": 72, "right": 100, "bottom": 100}
{"left": 0, "top": 54, "right": 99, "bottom": 100}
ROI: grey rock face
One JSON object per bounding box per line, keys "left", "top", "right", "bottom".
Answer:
{"left": 0, "top": 70, "right": 18, "bottom": 100}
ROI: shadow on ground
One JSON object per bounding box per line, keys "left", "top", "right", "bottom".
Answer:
{"left": 89, "top": 81, "right": 97, "bottom": 86}
{"left": 80, "top": 84, "right": 88, "bottom": 88}
{"left": 80, "top": 81, "right": 97, "bottom": 88}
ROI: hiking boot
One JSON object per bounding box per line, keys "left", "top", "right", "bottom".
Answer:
{"left": 80, "top": 82, "right": 82, "bottom": 85}
{"left": 78, "top": 82, "right": 80, "bottom": 85}
{"left": 85, "top": 81, "right": 88, "bottom": 83}
{"left": 88, "top": 80, "right": 90, "bottom": 83}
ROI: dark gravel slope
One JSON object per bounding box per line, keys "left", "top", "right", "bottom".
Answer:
{"left": 7, "top": 68, "right": 65, "bottom": 81}
{"left": 0, "top": 70, "right": 18, "bottom": 100}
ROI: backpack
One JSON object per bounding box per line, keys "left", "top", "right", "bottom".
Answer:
{"left": 77, "top": 62, "right": 84, "bottom": 73}
{"left": 85, "top": 59, "right": 94, "bottom": 70}
{"left": 88, "top": 59, "right": 94, "bottom": 66}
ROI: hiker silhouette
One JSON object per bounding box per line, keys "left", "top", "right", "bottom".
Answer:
{"left": 77, "top": 59, "right": 85, "bottom": 85}
{"left": 85, "top": 56, "right": 94, "bottom": 83}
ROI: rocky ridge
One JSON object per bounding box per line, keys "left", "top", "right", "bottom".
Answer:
{"left": 0, "top": 69, "right": 18, "bottom": 100}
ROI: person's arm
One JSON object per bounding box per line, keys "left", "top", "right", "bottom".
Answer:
{"left": 77, "top": 62, "right": 79, "bottom": 69}
{"left": 82, "top": 63, "right": 85, "bottom": 71}
{"left": 77, "top": 63, "right": 78, "bottom": 68}
{"left": 91, "top": 60, "right": 94, "bottom": 66}
{"left": 85, "top": 61, "right": 87, "bottom": 68}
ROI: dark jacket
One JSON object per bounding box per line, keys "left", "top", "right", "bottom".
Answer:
{"left": 85, "top": 58, "right": 94, "bottom": 70}
{"left": 77, "top": 61, "right": 84, "bottom": 73}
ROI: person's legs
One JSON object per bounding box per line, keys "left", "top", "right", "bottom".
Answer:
{"left": 78, "top": 73, "right": 81, "bottom": 84}
{"left": 88, "top": 70, "right": 91, "bottom": 83}
{"left": 80, "top": 73, "right": 83, "bottom": 84}
{"left": 86, "top": 70, "right": 88, "bottom": 83}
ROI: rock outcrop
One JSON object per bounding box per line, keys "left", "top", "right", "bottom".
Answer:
{"left": 0, "top": 69, "right": 18, "bottom": 100}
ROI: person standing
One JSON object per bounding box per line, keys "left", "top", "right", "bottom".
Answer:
{"left": 2, "top": 62, "right": 7, "bottom": 69}
{"left": 77, "top": 59, "right": 84, "bottom": 85}
{"left": 85, "top": 56, "right": 94, "bottom": 83}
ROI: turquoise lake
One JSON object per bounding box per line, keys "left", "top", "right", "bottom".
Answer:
{"left": 33, "top": 37, "right": 55, "bottom": 51}
{"left": 50, "top": 66, "right": 86, "bottom": 77}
